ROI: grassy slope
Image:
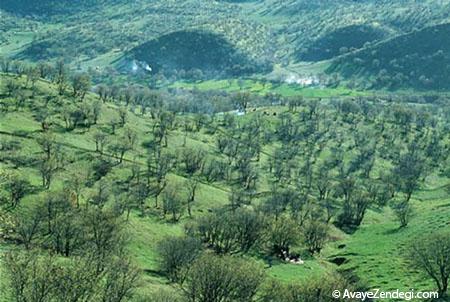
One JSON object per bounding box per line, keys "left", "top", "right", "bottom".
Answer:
{"left": 0, "top": 76, "right": 331, "bottom": 298}
{"left": 325, "top": 185, "right": 450, "bottom": 292}
{"left": 1, "top": 75, "right": 449, "bottom": 300}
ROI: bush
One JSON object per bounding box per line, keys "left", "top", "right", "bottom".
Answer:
{"left": 185, "top": 253, "right": 264, "bottom": 302}
{"left": 157, "top": 236, "right": 202, "bottom": 283}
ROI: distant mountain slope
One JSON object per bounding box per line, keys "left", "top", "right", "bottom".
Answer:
{"left": 128, "top": 30, "right": 271, "bottom": 77}
{"left": 1, "top": 0, "right": 450, "bottom": 85}
{"left": 327, "top": 23, "right": 450, "bottom": 90}
{"left": 297, "top": 24, "right": 389, "bottom": 62}
{"left": 3, "top": 0, "right": 274, "bottom": 72}
{"left": 0, "top": 0, "right": 119, "bottom": 15}
{"left": 257, "top": 0, "right": 450, "bottom": 62}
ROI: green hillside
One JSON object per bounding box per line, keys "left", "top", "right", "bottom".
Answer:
{"left": 1, "top": 0, "right": 449, "bottom": 91}
{"left": 0, "top": 0, "right": 113, "bottom": 15}
{"left": 1, "top": 0, "right": 273, "bottom": 70}
{"left": 327, "top": 23, "right": 450, "bottom": 90}
{"left": 256, "top": 0, "right": 450, "bottom": 62}
{"left": 1, "top": 69, "right": 449, "bottom": 301}
{"left": 298, "top": 24, "right": 389, "bottom": 62}
{"left": 127, "top": 30, "right": 271, "bottom": 78}
{"left": 1, "top": 1, "right": 450, "bottom": 301}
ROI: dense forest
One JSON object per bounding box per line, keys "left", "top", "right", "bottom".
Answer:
{"left": 1, "top": 1, "right": 450, "bottom": 301}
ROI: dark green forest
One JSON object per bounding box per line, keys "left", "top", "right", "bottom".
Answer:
{"left": 328, "top": 23, "right": 450, "bottom": 90}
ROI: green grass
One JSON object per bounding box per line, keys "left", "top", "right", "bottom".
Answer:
{"left": 0, "top": 32, "right": 35, "bottom": 56}
{"left": 77, "top": 50, "right": 123, "bottom": 71}
{"left": 169, "top": 77, "right": 450, "bottom": 99}
{"left": 324, "top": 184, "right": 450, "bottom": 293}
{"left": 169, "top": 78, "right": 367, "bottom": 98}
{"left": 266, "top": 259, "right": 330, "bottom": 283}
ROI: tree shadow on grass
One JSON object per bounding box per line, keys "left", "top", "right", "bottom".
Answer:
{"left": 383, "top": 226, "right": 407, "bottom": 235}
{"left": 142, "top": 268, "right": 166, "bottom": 279}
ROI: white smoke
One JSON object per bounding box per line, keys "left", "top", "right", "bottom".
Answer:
{"left": 285, "top": 74, "right": 319, "bottom": 87}
{"left": 130, "top": 60, "right": 152, "bottom": 73}
{"left": 131, "top": 60, "right": 139, "bottom": 72}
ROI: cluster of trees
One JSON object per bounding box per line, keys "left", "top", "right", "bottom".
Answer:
{"left": 267, "top": 98, "right": 448, "bottom": 230}
{"left": 1, "top": 58, "right": 91, "bottom": 98}
{"left": 1, "top": 187, "right": 139, "bottom": 301}
{"left": 4, "top": 250, "right": 138, "bottom": 302}
{"left": 155, "top": 234, "right": 365, "bottom": 302}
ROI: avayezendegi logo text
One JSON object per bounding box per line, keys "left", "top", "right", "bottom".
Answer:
{"left": 332, "top": 288, "right": 439, "bottom": 301}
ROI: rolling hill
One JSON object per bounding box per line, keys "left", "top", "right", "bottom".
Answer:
{"left": 1, "top": 0, "right": 269, "bottom": 69}
{"left": 249, "top": 0, "right": 450, "bottom": 66}
{"left": 297, "top": 24, "right": 389, "bottom": 62}
{"left": 1, "top": 0, "right": 449, "bottom": 89}
{"left": 0, "top": 0, "right": 120, "bottom": 16}
{"left": 127, "top": 30, "right": 271, "bottom": 78}
{"left": 327, "top": 23, "right": 450, "bottom": 90}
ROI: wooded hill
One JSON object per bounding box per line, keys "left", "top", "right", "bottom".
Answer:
{"left": 129, "top": 30, "right": 272, "bottom": 77}
{"left": 327, "top": 23, "right": 450, "bottom": 90}
{"left": 1, "top": 0, "right": 450, "bottom": 90}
